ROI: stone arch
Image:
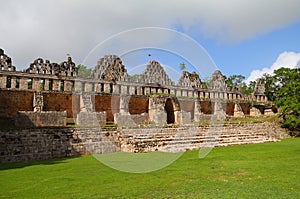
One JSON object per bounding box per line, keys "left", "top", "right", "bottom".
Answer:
{"left": 164, "top": 97, "right": 180, "bottom": 124}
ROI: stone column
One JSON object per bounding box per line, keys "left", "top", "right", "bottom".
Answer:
{"left": 200, "top": 91, "right": 204, "bottom": 99}
{"left": 20, "top": 77, "right": 28, "bottom": 90}
{"left": 121, "top": 85, "right": 128, "bottom": 94}
{"left": 194, "top": 99, "right": 202, "bottom": 122}
{"left": 232, "top": 93, "right": 236, "bottom": 100}
{"left": 136, "top": 86, "right": 142, "bottom": 95}
{"left": 0, "top": 75, "right": 6, "bottom": 88}
{"left": 84, "top": 82, "right": 93, "bottom": 92}
{"left": 11, "top": 76, "right": 16, "bottom": 89}
{"left": 113, "top": 84, "right": 120, "bottom": 94}
{"left": 148, "top": 95, "right": 167, "bottom": 124}
{"left": 170, "top": 89, "right": 175, "bottom": 95}
{"left": 119, "top": 95, "right": 129, "bottom": 113}
{"left": 33, "top": 92, "right": 44, "bottom": 112}
{"left": 113, "top": 95, "right": 136, "bottom": 126}
{"left": 129, "top": 86, "right": 135, "bottom": 95}
{"left": 74, "top": 81, "right": 82, "bottom": 91}
{"left": 76, "top": 92, "right": 103, "bottom": 126}
{"left": 53, "top": 79, "right": 60, "bottom": 91}
{"left": 104, "top": 83, "right": 110, "bottom": 93}
{"left": 213, "top": 101, "right": 226, "bottom": 120}
{"left": 32, "top": 78, "right": 40, "bottom": 91}
{"left": 205, "top": 92, "right": 210, "bottom": 99}
{"left": 144, "top": 87, "right": 150, "bottom": 95}
{"left": 44, "top": 79, "right": 49, "bottom": 91}
{"left": 95, "top": 83, "right": 101, "bottom": 93}
{"left": 64, "top": 80, "right": 71, "bottom": 92}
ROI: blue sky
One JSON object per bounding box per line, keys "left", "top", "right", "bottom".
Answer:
{"left": 1, "top": 0, "right": 300, "bottom": 83}
{"left": 193, "top": 21, "right": 300, "bottom": 80}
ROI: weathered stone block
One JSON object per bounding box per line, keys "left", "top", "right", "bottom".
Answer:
{"left": 264, "top": 109, "right": 275, "bottom": 116}
{"left": 234, "top": 103, "right": 245, "bottom": 118}
{"left": 114, "top": 112, "right": 136, "bottom": 126}
{"left": 250, "top": 107, "right": 262, "bottom": 116}
{"left": 149, "top": 108, "right": 167, "bottom": 124}
{"left": 76, "top": 112, "right": 106, "bottom": 126}
{"left": 175, "top": 110, "right": 191, "bottom": 124}
{"left": 14, "top": 111, "right": 67, "bottom": 127}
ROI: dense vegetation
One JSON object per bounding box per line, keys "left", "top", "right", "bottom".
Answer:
{"left": 262, "top": 67, "right": 300, "bottom": 130}
{"left": 1, "top": 138, "right": 299, "bottom": 198}
{"left": 225, "top": 67, "right": 299, "bottom": 131}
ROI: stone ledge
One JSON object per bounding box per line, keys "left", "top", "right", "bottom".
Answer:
{"left": 14, "top": 111, "right": 67, "bottom": 127}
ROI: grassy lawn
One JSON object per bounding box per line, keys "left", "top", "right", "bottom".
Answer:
{"left": 1, "top": 138, "right": 299, "bottom": 198}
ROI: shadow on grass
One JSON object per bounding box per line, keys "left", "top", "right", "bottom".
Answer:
{"left": 0, "top": 155, "right": 81, "bottom": 171}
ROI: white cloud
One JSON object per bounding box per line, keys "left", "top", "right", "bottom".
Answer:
{"left": 0, "top": 0, "right": 300, "bottom": 69}
{"left": 246, "top": 51, "right": 300, "bottom": 83}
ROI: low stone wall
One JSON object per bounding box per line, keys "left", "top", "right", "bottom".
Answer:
{"left": 76, "top": 112, "right": 106, "bottom": 126}
{"left": 0, "top": 122, "right": 290, "bottom": 163}
{"left": 0, "top": 128, "right": 119, "bottom": 163}
{"left": 14, "top": 111, "right": 67, "bottom": 127}
{"left": 0, "top": 129, "right": 77, "bottom": 162}
{"left": 118, "top": 122, "right": 290, "bottom": 153}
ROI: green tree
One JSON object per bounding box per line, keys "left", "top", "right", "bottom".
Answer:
{"left": 239, "top": 81, "right": 256, "bottom": 95}
{"left": 77, "top": 65, "right": 92, "bottom": 78}
{"left": 202, "top": 76, "right": 210, "bottom": 89}
{"left": 130, "top": 74, "right": 139, "bottom": 82}
{"left": 179, "top": 62, "right": 186, "bottom": 71}
{"left": 225, "top": 74, "right": 245, "bottom": 90}
{"left": 263, "top": 67, "right": 300, "bottom": 130}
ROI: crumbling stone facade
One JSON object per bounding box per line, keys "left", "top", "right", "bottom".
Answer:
{"left": 0, "top": 48, "right": 285, "bottom": 162}
{"left": 0, "top": 48, "right": 273, "bottom": 127}
{"left": 209, "top": 70, "right": 227, "bottom": 91}
{"left": 136, "top": 60, "right": 175, "bottom": 86}
{"left": 0, "top": 48, "right": 15, "bottom": 71}
{"left": 14, "top": 111, "right": 67, "bottom": 127}
{"left": 177, "top": 71, "right": 202, "bottom": 88}
{"left": 93, "top": 55, "right": 130, "bottom": 82}
{"left": 0, "top": 122, "right": 290, "bottom": 163}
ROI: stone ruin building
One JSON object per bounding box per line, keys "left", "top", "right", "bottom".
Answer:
{"left": 0, "top": 48, "right": 274, "bottom": 127}
{"left": 0, "top": 48, "right": 285, "bottom": 163}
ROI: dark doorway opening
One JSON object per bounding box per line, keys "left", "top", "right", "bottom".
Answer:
{"left": 165, "top": 98, "right": 175, "bottom": 124}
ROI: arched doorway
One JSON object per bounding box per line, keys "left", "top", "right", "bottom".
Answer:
{"left": 165, "top": 98, "right": 175, "bottom": 124}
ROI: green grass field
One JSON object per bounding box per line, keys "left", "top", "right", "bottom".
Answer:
{"left": 1, "top": 138, "right": 299, "bottom": 198}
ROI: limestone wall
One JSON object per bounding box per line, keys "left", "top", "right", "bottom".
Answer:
{"left": 0, "top": 90, "right": 150, "bottom": 121}
{"left": 0, "top": 129, "right": 78, "bottom": 163}
{"left": 128, "top": 97, "right": 149, "bottom": 114}
{"left": 0, "top": 90, "right": 34, "bottom": 118}
{"left": 14, "top": 111, "right": 67, "bottom": 127}
{"left": 0, "top": 122, "right": 289, "bottom": 163}
{"left": 43, "top": 92, "right": 80, "bottom": 118}
{"left": 94, "top": 95, "right": 120, "bottom": 122}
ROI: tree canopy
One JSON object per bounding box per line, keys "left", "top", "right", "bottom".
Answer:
{"left": 263, "top": 67, "right": 300, "bottom": 130}
{"left": 224, "top": 74, "right": 255, "bottom": 95}
{"left": 77, "top": 65, "right": 92, "bottom": 79}
{"left": 225, "top": 74, "right": 245, "bottom": 90}
{"left": 179, "top": 62, "right": 186, "bottom": 71}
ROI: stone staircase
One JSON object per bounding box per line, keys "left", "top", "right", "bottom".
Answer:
{"left": 72, "top": 123, "right": 288, "bottom": 155}
{"left": 72, "top": 128, "right": 120, "bottom": 154}
{"left": 120, "top": 127, "right": 215, "bottom": 153}
{"left": 118, "top": 123, "right": 285, "bottom": 153}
